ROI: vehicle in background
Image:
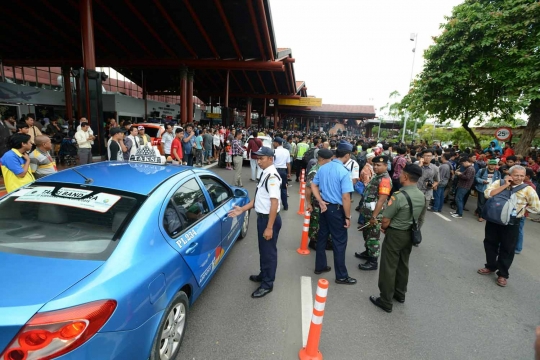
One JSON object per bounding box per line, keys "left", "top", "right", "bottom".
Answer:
{"left": 134, "top": 123, "right": 165, "bottom": 153}
{"left": 243, "top": 135, "right": 273, "bottom": 163}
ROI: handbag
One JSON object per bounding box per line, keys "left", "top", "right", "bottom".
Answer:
{"left": 401, "top": 190, "right": 422, "bottom": 246}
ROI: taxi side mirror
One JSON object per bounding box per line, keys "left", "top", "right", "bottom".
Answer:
{"left": 234, "top": 188, "right": 248, "bottom": 198}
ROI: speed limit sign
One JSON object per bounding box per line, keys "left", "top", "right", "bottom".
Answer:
{"left": 495, "top": 127, "right": 512, "bottom": 141}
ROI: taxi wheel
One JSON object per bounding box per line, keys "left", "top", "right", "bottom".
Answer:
{"left": 239, "top": 210, "right": 250, "bottom": 239}
{"left": 150, "top": 291, "right": 189, "bottom": 360}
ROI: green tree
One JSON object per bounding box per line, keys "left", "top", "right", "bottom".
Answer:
{"left": 401, "top": 0, "right": 540, "bottom": 154}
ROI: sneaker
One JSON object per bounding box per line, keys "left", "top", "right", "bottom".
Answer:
{"left": 451, "top": 214, "right": 462, "bottom": 219}
{"left": 449, "top": 211, "right": 457, "bottom": 215}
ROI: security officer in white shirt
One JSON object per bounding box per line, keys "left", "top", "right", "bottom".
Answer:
{"left": 342, "top": 140, "right": 360, "bottom": 199}
{"left": 272, "top": 137, "right": 291, "bottom": 210}
{"left": 228, "top": 146, "right": 282, "bottom": 299}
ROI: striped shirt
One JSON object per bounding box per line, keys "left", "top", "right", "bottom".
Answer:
{"left": 485, "top": 180, "right": 540, "bottom": 218}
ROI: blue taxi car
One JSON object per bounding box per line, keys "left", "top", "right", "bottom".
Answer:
{"left": 0, "top": 161, "right": 250, "bottom": 360}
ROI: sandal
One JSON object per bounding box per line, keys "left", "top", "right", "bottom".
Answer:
{"left": 477, "top": 268, "right": 494, "bottom": 275}
{"left": 496, "top": 276, "right": 507, "bottom": 287}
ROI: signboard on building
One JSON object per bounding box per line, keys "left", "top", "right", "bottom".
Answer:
{"left": 207, "top": 113, "right": 221, "bottom": 119}
{"left": 278, "top": 98, "right": 322, "bottom": 107}
{"left": 268, "top": 99, "right": 275, "bottom": 107}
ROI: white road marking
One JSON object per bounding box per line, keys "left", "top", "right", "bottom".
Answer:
{"left": 300, "top": 276, "right": 313, "bottom": 347}
{"left": 434, "top": 212, "right": 452, "bottom": 222}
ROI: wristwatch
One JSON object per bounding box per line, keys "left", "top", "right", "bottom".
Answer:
{"left": 345, "top": 216, "right": 351, "bottom": 220}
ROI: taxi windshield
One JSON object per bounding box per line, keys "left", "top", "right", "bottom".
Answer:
{"left": 0, "top": 183, "right": 146, "bottom": 260}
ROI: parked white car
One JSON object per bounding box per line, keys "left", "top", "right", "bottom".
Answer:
{"left": 243, "top": 136, "right": 273, "bottom": 162}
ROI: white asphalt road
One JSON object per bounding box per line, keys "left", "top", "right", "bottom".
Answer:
{"left": 176, "top": 164, "right": 540, "bottom": 360}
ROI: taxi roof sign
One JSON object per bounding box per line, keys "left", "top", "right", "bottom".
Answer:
{"left": 129, "top": 145, "right": 166, "bottom": 165}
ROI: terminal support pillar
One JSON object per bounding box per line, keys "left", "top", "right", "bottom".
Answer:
{"left": 306, "top": 118, "right": 310, "bottom": 131}
{"left": 180, "top": 67, "right": 187, "bottom": 124}
{"left": 62, "top": 67, "right": 73, "bottom": 122}
{"left": 80, "top": 0, "right": 105, "bottom": 157}
{"left": 274, "top": 105, "right": 278, "bottom": 130}
{"left": 142, "top": 70, "right": 147, "bottom": 120}
{"left": 187, "top": 71, "right": 194, "bottom": 123}
{"left": 245, "top": 98, "right": 252, "bottom": 127}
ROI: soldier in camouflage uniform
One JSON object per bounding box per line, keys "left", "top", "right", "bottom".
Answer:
{"left": 305, "top": 149, "right": 334, "bottom": 250}
{"left": 356, "top": 155, "right": 392, "bottom": 270}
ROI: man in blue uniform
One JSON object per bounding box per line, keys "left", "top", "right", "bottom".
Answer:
{"left": 228, "top": 147, "right": 282, "bottom": 298}
{"left": 311, "top": 141, "right": 357, "bottom": 285}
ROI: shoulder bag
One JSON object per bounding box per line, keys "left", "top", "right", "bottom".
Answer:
{"left": 401, "top": 190, "right": 422, "bottom": 246}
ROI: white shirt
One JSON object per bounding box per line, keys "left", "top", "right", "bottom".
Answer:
{"left": 254, "top": 164, "right": 281, "bottom": 214}
{"left": 162, "top": 132, "right": 174, "bottom": 154}
{"left": 273, "top": 146, "right": 290, "bottom": 169}
{"left": 77, "top": 124, "right": 94, "bottom": 144}
{"left": 344, "top": 158, "right": 360, "bottom": 180}
{"left": 213, "top": 134, "right": 221, "bottom": 147}
{"left": 127, "top": 135, "right": 140, "bottom": 157}
{"left": 75, "top": 130, "right": 92, "bottom": 148}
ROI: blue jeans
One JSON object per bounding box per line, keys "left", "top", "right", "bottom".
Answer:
{"left": 433, "top": 186, "right": 446, "bottom": 212}
{"left": 455, "top": 187, "right": 468, "bottom": 216}
{"left": 515, "top": 217, "right": 526, "bottom": 252}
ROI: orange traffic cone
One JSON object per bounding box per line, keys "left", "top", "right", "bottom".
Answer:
{"left": 297, "top": 211, "right": 311, "bottom": 255}
{"left": 297, "top": 181, "right": 306, "bottom": 215}
{"left": 298, "top": 279, "right": 329, "bottom": 360}
{"left": 299, "top": 169, "right": 305, "bottom": 194}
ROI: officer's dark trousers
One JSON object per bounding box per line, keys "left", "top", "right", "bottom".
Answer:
{"left": 378, "top": 228, "right": 412, "bottom": 309}
{"left": 484, "top": 220, "right": 519, "bottom": 279}
{"left": 277, "top": 168, "right": 288, "bottom": 209}
{"left": 257, "top": 214, "right": 282, "bottom": 289}
{"left": 316, "top": 203, "right": 349, "bottom": 279}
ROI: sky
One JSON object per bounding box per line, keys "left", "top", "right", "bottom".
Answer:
{"left": 270, "top": 0, "right": 464, "bottom": 116}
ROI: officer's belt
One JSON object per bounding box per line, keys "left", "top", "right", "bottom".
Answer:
{"left": 256, "top": 212, "right": 281, "bottom": 219}
{"left": 388, "top": 226, "right": 411, "bottom": 232}
{"left": 324, "top": 203, "right": 341, "bottom": 209}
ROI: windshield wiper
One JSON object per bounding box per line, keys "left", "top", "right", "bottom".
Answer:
{"left": 71, "top": 168, "right": 94, "bottom": 184}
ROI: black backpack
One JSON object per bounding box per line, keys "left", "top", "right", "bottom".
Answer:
{"left": 302, "top": 147, "right": 317, "bottom": 165}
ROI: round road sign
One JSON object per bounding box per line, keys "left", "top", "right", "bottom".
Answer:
{"left": 269, "top": 99, "right": 275, "bottom": 104}
{"left": 495, "top": 127, "right": 512, "bottom": 141}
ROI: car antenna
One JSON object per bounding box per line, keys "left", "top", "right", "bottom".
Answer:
{"left": 71, "top": 168, "right": 94, "bottom": 184}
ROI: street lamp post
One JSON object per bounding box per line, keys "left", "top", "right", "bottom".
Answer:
{"left": 402, "top": 33, "right": 418, "bottom": 144}
{"left": 410, "top": 33, "right": 419, "bottom": 140}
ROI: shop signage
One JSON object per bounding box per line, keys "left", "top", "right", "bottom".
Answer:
{"left": 278, "top": 98, "right": 322, "bottom": 107}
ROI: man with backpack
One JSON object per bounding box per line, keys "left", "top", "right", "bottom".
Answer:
{"left": 477, "top": 165, "right": 539, "bottom": 287}
{"left": 474, "top": 159, "right": 502, "bottom": 222}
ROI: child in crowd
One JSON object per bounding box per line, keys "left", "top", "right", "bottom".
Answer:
{"left": 225, "top": 141, "right": 232, "bottom": 170}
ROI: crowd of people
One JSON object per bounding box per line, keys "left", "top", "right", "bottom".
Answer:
{"left": 219, "top": 128, "right": 539, "bottom": 310}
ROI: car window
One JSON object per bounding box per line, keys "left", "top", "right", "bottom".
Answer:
{"left": 200, "top": 176, "right": 232, "bottom": 208}
{"left": 0, "top": 184, "right": 144, "bottom": 260}
{"left": 143, "top": 127, "right": 160, "bottom": 138}
{"left": 164, "top": 178, "right": 210, "bottom": 237}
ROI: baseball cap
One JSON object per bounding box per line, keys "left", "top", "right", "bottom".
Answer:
{"left": 253, "top": 146, "right": 274, "bottom": 157}
{"left": 273, "top": 137, "right": 284, "bottom": 144}
{"left": 137, "top": 125, "right": 145, "bottom": 130}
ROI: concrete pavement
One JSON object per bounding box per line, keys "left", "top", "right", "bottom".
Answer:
{"left": 176, "top": 165, "right": 540, "bottom": 360}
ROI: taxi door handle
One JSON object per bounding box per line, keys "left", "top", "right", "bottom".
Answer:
{"left": 185, "top": 242, "right": 198, "bottom": 254}
{"left": 222, "top": 216, "right": 230, "bottom": 222}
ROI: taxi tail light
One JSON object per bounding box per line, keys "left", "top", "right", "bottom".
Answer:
{"left": 1, "top": 300, "right": 116, "bottom": 360}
